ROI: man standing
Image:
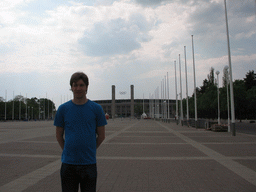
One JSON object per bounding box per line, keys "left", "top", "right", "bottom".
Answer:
{"left": 54, "top": 72, "right": 107, "bottom": 192}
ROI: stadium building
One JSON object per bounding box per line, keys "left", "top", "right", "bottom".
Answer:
{"left": 94, "top": 85, "right": 176, "bottom": 119}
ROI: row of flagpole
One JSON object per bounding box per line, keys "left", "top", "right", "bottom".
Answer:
{"left": 2, "top": 91, "right": 54, "bottom": 121}
{"left": 176, "top": 36, "right": 198, "bottom": 127}
{"left": 148, "top": 35, "right": 197, "bottom": 126}
{"left": 2, "top": 89, "right": 74, "bottom": 121}
{"left": 147, "top": 0, "right": 235, "bottom": 135}
{"left": 148, "top": 32, "right": 233, "bottom": 132}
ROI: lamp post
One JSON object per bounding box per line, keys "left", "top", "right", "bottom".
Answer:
{"left": 224, "top": 66, "right": 230, "bottom": 132}
{"left": 216, "top": 70, "right": 220, "bottom": 125}
{"left": 28, "top": 106, "right": 30, "bottom": 121}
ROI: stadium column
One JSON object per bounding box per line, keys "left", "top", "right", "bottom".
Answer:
{"left": 111, "top": 85, "right": 116, "bottom": 119}
{"left": 131, "top": 85, "right": 134, "bottom": 118}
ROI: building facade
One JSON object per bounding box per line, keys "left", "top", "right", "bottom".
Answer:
{"left": 93, "top": 85, "right": 176, "bottom": 118}
{"left": 94, "top": 99, "right": 176, "bottom": 118}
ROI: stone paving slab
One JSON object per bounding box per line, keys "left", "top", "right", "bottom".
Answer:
{"left": 0, "top": 121, "right": 53, "bottom": 129}
{"left": 23, "top": 170, "right": 61, "bottom": 192}
{"left": 181, "top": 131, "right": 233, "bottom": 137}
{"left": 97, "top": 159, "right": 256, "bottom": 192}
{"left": 119, "top": 132, "right": 176, "bottom": 137}
{"left": 98, "top": 144, "right": 206, "bottom": 157}
{"left": 127, "top": 126, "right": 167, "bottom": 132}
{"left": 0, "top": 156, "right": 59, "bottom": 186}
{"left": 0, "top": 119, "right": 256, "bottom": 192}
{"left": 235, "top": 159, "right": 256, "bottom": 172}
{"left": 186, "top": 135, "right": 256, "bottom": 143}
{"left": 205, "top": 143, "right": 256, "bottom": 156}
{"left": 106, "top": 136, "right": 185, "bottom": 144}
{"left": 0, "top": 142, "right": 61, "bottom": 155}
{"left": 23, "top": 135, "right": 56, "bottom": 142}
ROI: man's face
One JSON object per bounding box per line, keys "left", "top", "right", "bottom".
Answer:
{"left": 71, "top": 79, "right": 88, "bottom": 99}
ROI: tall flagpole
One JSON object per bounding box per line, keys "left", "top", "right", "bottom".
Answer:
{"left": 161, "top": 80, "right": 163, "bottom": 119}
{"left": 224, "top": 0, "right": 235, "bottom": 136}
{"left": 174, "top": 61, "right": 178, "bottom": 124}
{"left": 216, "top": 71, "right": 221, "bottom": 124}
{"left": 48, "top": 95, "right": 49, "bottom": 120}
{"left": 143, "top": 93, "right": 144, "bottom": 114}
{"left": 162, "top": 79, "right": 164, "bottom": 119}
{"left": 12, "top": 91, "right": 14, "bottom": 120}
{"left": 149, "top": 93, "right": 151, "bottom": 118}
{"left": 26, "top": 93, "right": 27, "bottom": 120}
{"left": 192, "top": 35, "right": 198, "bottom": 128}
{"left": 39, "top": 96, "right": 40, "bottom": 120}
{"left": 179, "top": 54, "right": 183, "bottom": 126}
{"left": 44, "top": 93, "right": 46, "bottom": 120}
{"left": 19, "top": 92, "right": 21, "bottom": 120}
{"left": 184, "top": 46, "right": 189, "bottom": 126}
{"left": 52, "top": 98, "right": 54, "bottom": 119}
{"left": 164, "top": 76, "right": 167, "bottom": 121}
{"left": 157, "top": 86, "right": 159, "bottom": 118}
{"left": 5, "top": 90, "right": 7, "bottom": 121}
{"left": 167, "top": 72, "right": 170, "bottom": 119}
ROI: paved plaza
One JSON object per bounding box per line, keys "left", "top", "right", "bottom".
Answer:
{"left": 0, "top": 119, "right": 256, "bottom": 192}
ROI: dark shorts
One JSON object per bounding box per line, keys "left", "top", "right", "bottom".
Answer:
{"left": 60, "top": 163, "right": 97, "bottom": 192}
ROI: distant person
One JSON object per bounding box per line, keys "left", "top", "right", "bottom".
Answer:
{"left": 54, "top": 72, "right": 107, "bottom": 192}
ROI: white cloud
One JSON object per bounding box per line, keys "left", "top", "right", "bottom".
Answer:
{"left": 0, "top": 0, "right": 255, "bottom": 107}
{"left": 235, "top": 31, "right": 256, "bottom": 40}
{"left": 76, "top": 2, "right": 155, "bottom": 57}
{"left": 0, "top": 0, "right": 33, "bottom": 9}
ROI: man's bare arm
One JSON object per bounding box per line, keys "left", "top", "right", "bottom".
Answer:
{"left": 96, "top": 126, "right": 105, "bottom": 149}
{"left": 56, "top": 126, "right": 65, "bottom": 150}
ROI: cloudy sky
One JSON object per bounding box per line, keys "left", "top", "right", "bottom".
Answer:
{"left": 1, "top": 0, "right": 255, "bottom": 108}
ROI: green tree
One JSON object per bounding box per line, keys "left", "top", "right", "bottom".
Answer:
{"left": 246, "top": 86, "right": 256, "bottom": 119}
{"left": 199, "top": 79, "right": 209, "bottom": 94}
{"left": 38, "top": 98, "right": 56, "bottom": 120}
{"left": 222, "top": 66, "right": 229, "bottom": 87}
{"left": 197, "top": 84, "right": 217, "bottom": 119}
{"left": 244, "top": 70, "right": 256, "bottom": 90}
{"left": 134, "top": 104, "right": 143, "bottom": 117}
{"left": 199, "top": 67, "right": 215, "bottom": 94}
{"left": 189, "top": 69, "right": 255, "bottom": 121}
{"left": 0, "top": 97, "right": 5, "bottom": 120}
{"left": 233, "top": 80, "right": 247, "bottom": 120}
{"left": 0, "top": 96, "right": 56, "bottom": 121}
{"left": 207, "top": 67, "right": 215, "bottom": 85}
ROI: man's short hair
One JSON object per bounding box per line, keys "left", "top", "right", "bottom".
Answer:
{"left": 70, "top": 72, "right": 89, "bottom": 87}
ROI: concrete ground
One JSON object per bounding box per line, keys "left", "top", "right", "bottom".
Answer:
{"left": 0, "top": 119, "right": 256, "bottom": 192}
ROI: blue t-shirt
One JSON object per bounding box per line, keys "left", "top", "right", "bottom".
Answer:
{"left": 54, "top": 100, "right": 107, "bottom": 165}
